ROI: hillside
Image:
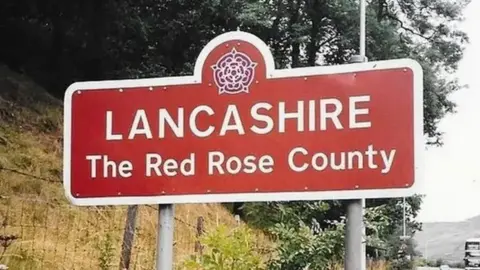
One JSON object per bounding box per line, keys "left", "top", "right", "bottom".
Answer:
{"left": 0, "top": 64, "right": 265, "bottom": 269}
{"left": 414, "top": 215, "right": 480, "bottom": 262}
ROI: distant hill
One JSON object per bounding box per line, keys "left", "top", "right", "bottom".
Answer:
{"left": 414, "top": 215, "right": 480, "bottom": 262}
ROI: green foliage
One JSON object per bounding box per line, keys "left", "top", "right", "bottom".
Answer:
{"left": 382, "top": 224, "right": 421, "bottom": 270}
{"left": 243, "top": 201, "right": 332, "bottom": 231}
{"left": 450, "top": 261, "right": 465, "bottom": 268}
{"left": 182, "top": 225, "right": 267, "bottom": 270}
{"left": 245, "top": 200, "right": 399, "bottom": 261}
{"left": 267, "top": 220, "right": 345, "bottom": 270}
{"left": 388, "top": 257, "right": 415, "bottom": 270}
{"left": 364, "top": 204, "right": 392, "bottom": 251}
{"left": 243, "top": 201, "right": 346, "bottom": 268}
{"left": 95, "top": 232, "right": 115, "bottom": 270}
{"left": 384, "top": 229, "right": 415, "bottom": 257}
{"left": 434, "top": 258, "right": 445, "bottom": 267}
{"left": 414, "top": 257, "right": 428, "bottom": 266}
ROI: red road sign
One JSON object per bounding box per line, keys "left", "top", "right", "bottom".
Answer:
{"left": 63, "top": 31, "right": 423, "bottom": 206}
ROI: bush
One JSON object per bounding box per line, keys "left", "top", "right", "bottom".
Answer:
{"left": 451, "top": 261, "right": 465, "bottom": 268}
{"left": 388, "top": 257, "right": 415, "bottom": 270}
{"left": 95, "top": 232, "right": 115, "bottom": 270}
{"left": 267, "top": 220, "right": 345, "bottom": 270}
{"left": 181, "top": 225, "right": 268, "bottom": 270}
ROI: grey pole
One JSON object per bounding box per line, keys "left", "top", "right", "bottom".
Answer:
{"left": 156, "top": 204, "right": 175, "bottom": 270}
{"left": 359, "top": 0, "right": 366, "bottom": 57}
{"left": 359, "top": 0, "right": 367, "bottom": 268}
{"left": 345, "top": 199, "right": 364, "bottom": 270}
{"left": 345, "top": 1, "right": 367, "bottom": 269}
{"left": 400, "top": 197, "right": 410, "bottom": 242}
{"left": 346, "top": 53, "right": 368, "bottom": 270}
{"left": 361, "top": 199, "right": 367, "bottom": 269}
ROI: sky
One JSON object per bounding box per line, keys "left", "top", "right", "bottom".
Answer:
{"left": 416, "top": 0, "right": 480, "bottom": 222}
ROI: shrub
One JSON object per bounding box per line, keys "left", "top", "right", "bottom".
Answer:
{"left": 95, "top": 232, "right": 115, "bottom": 270}
{"left": 388, "top": 257, "right": 415, "bottom": 270}
{"left": 267, "top": 220, "right": 345, "bottom": 270}
{"left": 181, "top": 224, "right": 268, "bottom": 270}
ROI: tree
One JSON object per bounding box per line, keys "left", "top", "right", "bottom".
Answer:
{"left": 0, "top": 0, "right": 468, "bottom": 144}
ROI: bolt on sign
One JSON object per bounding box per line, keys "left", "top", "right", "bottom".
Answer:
{"left": 63, "top": 31, "right": 424, "bottom": 206}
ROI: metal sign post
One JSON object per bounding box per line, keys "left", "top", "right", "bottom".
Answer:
{"left": 400, "top": 197, "right": 411, "bottom": 242}
{"left": 345, "top": 0, "right": 367, "bottom": 269}
{"left": 361, "top": 198, "right": 367, "bottom": 269}
{"left": 156, "top": 204, "right": 175, "bottom": 270}
{"left": 345, "top": 199, "right": 363, "bottom": 269}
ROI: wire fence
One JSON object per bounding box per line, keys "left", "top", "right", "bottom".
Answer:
{"left": 0, "top": 195, "right": 219, "bottom": 270}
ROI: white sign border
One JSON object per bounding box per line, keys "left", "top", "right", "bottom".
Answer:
{"left": 63, "top": 30, "right": 424, "bottom": 206}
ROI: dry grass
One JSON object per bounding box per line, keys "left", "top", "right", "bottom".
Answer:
{"left": 0, "top": 197, "right": 250, "bottom": 269}
{"left": 0, "top": 65, "right": 268, "bottom": 269}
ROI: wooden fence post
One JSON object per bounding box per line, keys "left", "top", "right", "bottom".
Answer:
{"left": 194, "top": 216, "right": 204, "bottom": 255}
{"left": 119, "top": 205, "right": 138, "bottom": 270}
